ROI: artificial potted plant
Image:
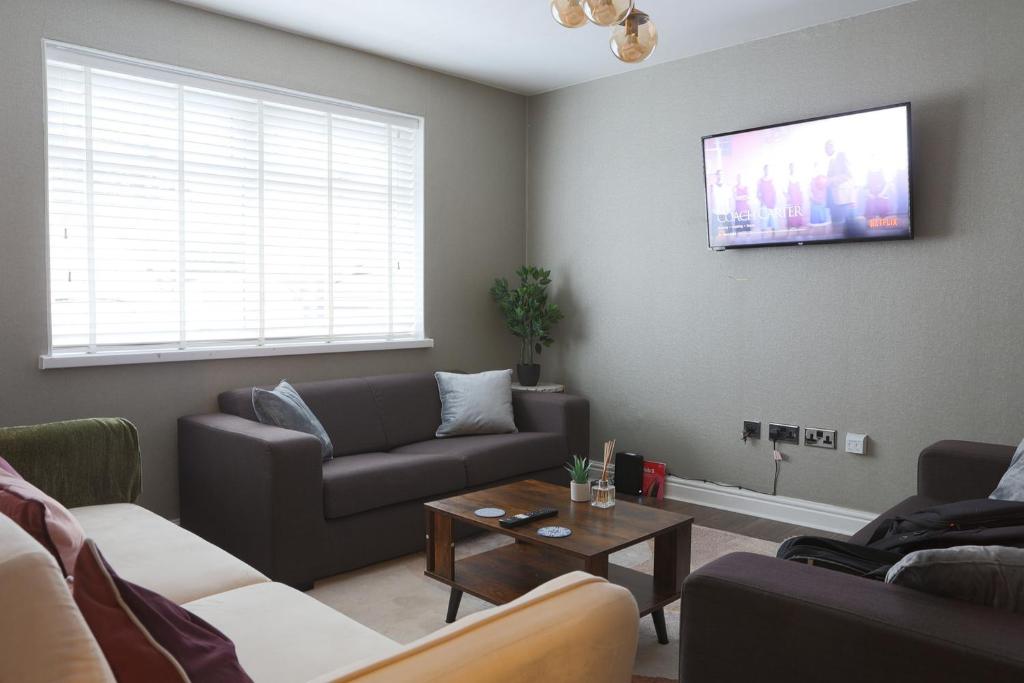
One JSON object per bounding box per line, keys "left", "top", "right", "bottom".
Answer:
{"left": 490, "top": 265, "right": 563, "bottom": 387}
{"left": 565, "top": 455, "right": 591, "bottom": 502}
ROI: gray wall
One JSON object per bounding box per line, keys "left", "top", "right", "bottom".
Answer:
{"left": 527, "top": 0, "right": 1024, "bottom": 513}
{"left": 0, "top": 0, "right": 527, "bottom": 517}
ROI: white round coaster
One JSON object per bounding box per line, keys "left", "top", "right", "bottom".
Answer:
{"left": 538, "top": 526, "right": 572, "bottom": 538}
{"left": 474, "top": 507, "right": 506, "bottom": 518}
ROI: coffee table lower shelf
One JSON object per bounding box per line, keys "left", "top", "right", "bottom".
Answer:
{"left": 424, "top": 540, "right": 679, "bottom": 618}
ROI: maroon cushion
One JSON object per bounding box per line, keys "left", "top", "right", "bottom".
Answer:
{"left": 0, "top": 455, "right": 85, "bottom": 576}
{"left": 73, "top": 539, "right": 252, "bottom": 683}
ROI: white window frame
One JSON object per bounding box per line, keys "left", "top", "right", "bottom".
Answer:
{"left": 39, "top": 40, "right": 430, "bottom": 370}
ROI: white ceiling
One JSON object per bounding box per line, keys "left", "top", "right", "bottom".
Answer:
{"left": 171, "top": 0, "right": 915, "bottom": 95}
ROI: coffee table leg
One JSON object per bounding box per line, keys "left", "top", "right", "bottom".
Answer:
{"left": 585, "top": 554, "right": 609, "bottom": 578}
{"left": 653, "top": 522, "right": 691, "bottom": 594}
{"left": 426, "top": 510, "right": 454, "bottom": 580}
{"left": 446, "top": 588, "right": 463, "bottom": 623}
{"left": 652, "top": 522, "right": 692, "bottom": 645}
{"left": 651, "top": 608, "right": 669, "bottom": 645}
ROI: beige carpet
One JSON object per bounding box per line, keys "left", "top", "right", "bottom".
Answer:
{"left": 309, "top": 525, "right": 778, "bottom": 680}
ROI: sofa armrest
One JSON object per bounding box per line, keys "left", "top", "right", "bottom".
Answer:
{"left": 681, "top": 553, "right": 1024, "bottom": 683}
{"left": 178, "top": 414, "right": 324, "bottom": 587}
{"left": 512, "top": 392, "right": 589, "bottom": 459}
{"left": 918, "top": 440, "right": 1016, "bottom": 501}
{"left": 314, "top": 572, "right": 638, "bottom": 683}
{"left": 0, "top": 417, "right": 141, "bottom": 507}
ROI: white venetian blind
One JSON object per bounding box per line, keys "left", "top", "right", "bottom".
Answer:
{"left": 44, "top": 42, "right": 423, "bottom": 357}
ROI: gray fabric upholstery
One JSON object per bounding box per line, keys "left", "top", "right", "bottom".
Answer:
{"left": 886, "top": 545, "right": 1024, "bottom": 614}
{"left": 511, "top": 391, "right": 589, "bottom": 461}
{"left": 391, "top": 433, "right": 566, "bottom": 486}
{"left": 434, "top": 370, "right": 517, "bottom": 438}
{"left": 918, "top": 440, "right": 1016, "bottom": 502}
{"left": 681, "top": 439, "right": 1024, "bottom": 683}
{"left": 990, "top": 438, "right": 1024, "bottom": 501}
{"left": 367, "top": 372, "right": 442, "bottom": 449}
{"left": 322, "top": 452, "right": 466, "bottom": 520}
{"left": 682, "top": 552, "right": 1024, "bottom": 683}
{"left": 182, "top": 373, "right": 589, "bottom": 588}
{"left": 252, "top": 381, "right": 333, "bottom": 461}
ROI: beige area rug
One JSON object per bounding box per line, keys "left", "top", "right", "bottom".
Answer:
{"left": 309, "top": 525, "right": 778, "bottom": 681}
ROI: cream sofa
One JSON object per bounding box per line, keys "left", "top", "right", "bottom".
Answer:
{"left": 0, "top": 420, "right": 639, "bottom": 683}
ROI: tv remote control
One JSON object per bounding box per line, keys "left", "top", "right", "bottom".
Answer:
{"left": 498, "top": 507, "right": 558, "bottom": 528}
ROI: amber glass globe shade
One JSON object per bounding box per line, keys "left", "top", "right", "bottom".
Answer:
{"left": 550, "top": 0, "right": 588, "bottom": 28}
{"left": 583, "top": 0, "right": 633, "bottom": 27}
{"left": 610, "top": 10, "right": 657, "bottom": 63}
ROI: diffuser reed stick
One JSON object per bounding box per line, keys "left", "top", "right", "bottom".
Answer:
{"left": 592, "top": 438, "right": 617, "bottom": 508}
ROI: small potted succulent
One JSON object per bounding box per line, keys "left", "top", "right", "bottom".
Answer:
{"left": 565, "top": 455, "right": 591, "bottom": 502}
{"left": 490, "top": 265, "right": 563, "bottom": 387}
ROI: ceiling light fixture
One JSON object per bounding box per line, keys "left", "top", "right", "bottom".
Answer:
{"left": 550, "top": 0, "right": 588, "bottom": 28}
{"left": 610, "top": 9, "right": 657, "bottom": 63}
{"left": 550, "top": 0, "right": 657, "bottom": 64}
{"left": 582, "top": 0, "right": 633, "bottom": 27}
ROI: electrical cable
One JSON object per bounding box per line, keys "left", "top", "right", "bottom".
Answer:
{"left": 670, "top": 435, "right": 783, "bottom": 497}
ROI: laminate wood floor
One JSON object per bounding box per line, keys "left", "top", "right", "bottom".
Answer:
{"left": 657, "top": 499, "right": 850, "bottom": 542}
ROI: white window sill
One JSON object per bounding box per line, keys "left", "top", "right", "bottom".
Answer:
{"left": 39, "top": 338, "right": 435, "bottom": 369}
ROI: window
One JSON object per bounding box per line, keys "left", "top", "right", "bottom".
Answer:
{"left": 42, "top": 42, "right": 427, "bottom": 368}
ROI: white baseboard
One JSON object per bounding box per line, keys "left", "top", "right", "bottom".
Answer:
{"left": 664, "top": 477, "right": 877, "bottom": 537}
{"left": 589, "top": 460, "right": 876, "bottom": 536}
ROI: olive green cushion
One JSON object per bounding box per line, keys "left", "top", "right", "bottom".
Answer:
{"left": 0, "top": 418, "right": 141, "bottom": 508}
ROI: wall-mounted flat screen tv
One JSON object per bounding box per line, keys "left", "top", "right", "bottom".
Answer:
{"left": 703, "top": 103, "right": 912, "bottom": 250}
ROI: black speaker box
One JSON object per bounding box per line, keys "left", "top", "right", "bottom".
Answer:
{"left": 614, "top": 452, "right": 644, "bottom": 497}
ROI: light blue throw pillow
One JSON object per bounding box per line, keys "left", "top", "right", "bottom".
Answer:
{"left": 435, "top": 370, "right": 517, "bottom": 438}
{"left": 252, "top": 380, "right": 333, "bottom": 461}
{"left": 990, "top": 437, "right": 1024, "bottom": 502}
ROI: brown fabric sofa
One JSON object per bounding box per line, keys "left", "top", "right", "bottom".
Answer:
{"left": 178, "top": 371, "right": 589, "bottom": 588}
{"left": 679, "top": 440, "right": 1024, "bottom": 683}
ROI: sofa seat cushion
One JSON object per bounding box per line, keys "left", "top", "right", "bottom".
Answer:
{"left": 391, "top": 432, "right": 566, "bottom": 486}
{"left": 72, "top": 503, "right": 268, "bottom": 604}
{"left": 185, "top": 582, "right": 400, "bottom": 683}
{"left": 323, "top": 452, "right": 466, "bottom": 520}
{"left": 850, "top": 494, "right": 945, "bottom": 546}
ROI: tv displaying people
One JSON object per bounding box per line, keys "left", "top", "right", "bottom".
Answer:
{"left": 704, "top": 105, "right": 911, "bottom": 249}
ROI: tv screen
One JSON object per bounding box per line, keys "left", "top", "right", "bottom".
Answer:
{"left": 703, "top": 103, "right": 912, "bottom": 250}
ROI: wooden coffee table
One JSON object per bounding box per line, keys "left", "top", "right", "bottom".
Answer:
{"left": 424, "top": 479, "right": 693, "bottom": 644}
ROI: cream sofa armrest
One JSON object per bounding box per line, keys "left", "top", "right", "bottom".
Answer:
{"left": 312, "top": 572, "right": 639, "bottom": 683}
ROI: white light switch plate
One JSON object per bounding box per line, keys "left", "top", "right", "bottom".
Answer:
{"left": 845, "top": 433, "right": 867, "bottom": 454}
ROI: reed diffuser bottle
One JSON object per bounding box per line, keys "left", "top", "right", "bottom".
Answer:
{"left": 591, "top": 439, "right": 617, "bottom": 508}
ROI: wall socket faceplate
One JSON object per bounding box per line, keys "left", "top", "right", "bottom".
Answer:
{"left": 804, "top": 427, "right": 837, "bottom": 449}
{"left": 768, "top": 422, "right": 800, "bottom": 444}
{"left": 743, "top": 420, "right": 761, "bottom": 440}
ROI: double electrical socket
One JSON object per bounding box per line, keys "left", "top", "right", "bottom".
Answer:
{"left": 804, "top": 427, "right": 837, "bottom": 449}
{"left": 768, "top": 422, "right": 800, "bottom": 444}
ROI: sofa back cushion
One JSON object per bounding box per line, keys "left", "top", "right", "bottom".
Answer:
{"left": 218, "top": 372, "right": 442, "bottom": 455}
{"left": 0, "top": 515, "right": 115, "bottom": 683}
{"left": 367, "top": 372, "right": 442, "bottom": 449}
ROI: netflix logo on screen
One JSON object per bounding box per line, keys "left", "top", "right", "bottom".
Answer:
{"left": 703, "top": 104, "right": 912, "bottom": 250}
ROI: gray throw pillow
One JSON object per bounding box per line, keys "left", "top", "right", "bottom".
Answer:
{"left": 252, "top": 380, "right": 333, "bottom": 461}
{"left": 435, "top": 370, "right": 517, "bottom": 438}
{"left": 886, "top": 545, "right": 1024, "bottom": 614}
{"left": 990, "top": 437, "right": 1024, "bottom": 501}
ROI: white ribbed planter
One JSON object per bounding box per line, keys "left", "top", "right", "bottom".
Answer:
{"left": 570, "top": 481, "right": 591, "bottom": 503}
